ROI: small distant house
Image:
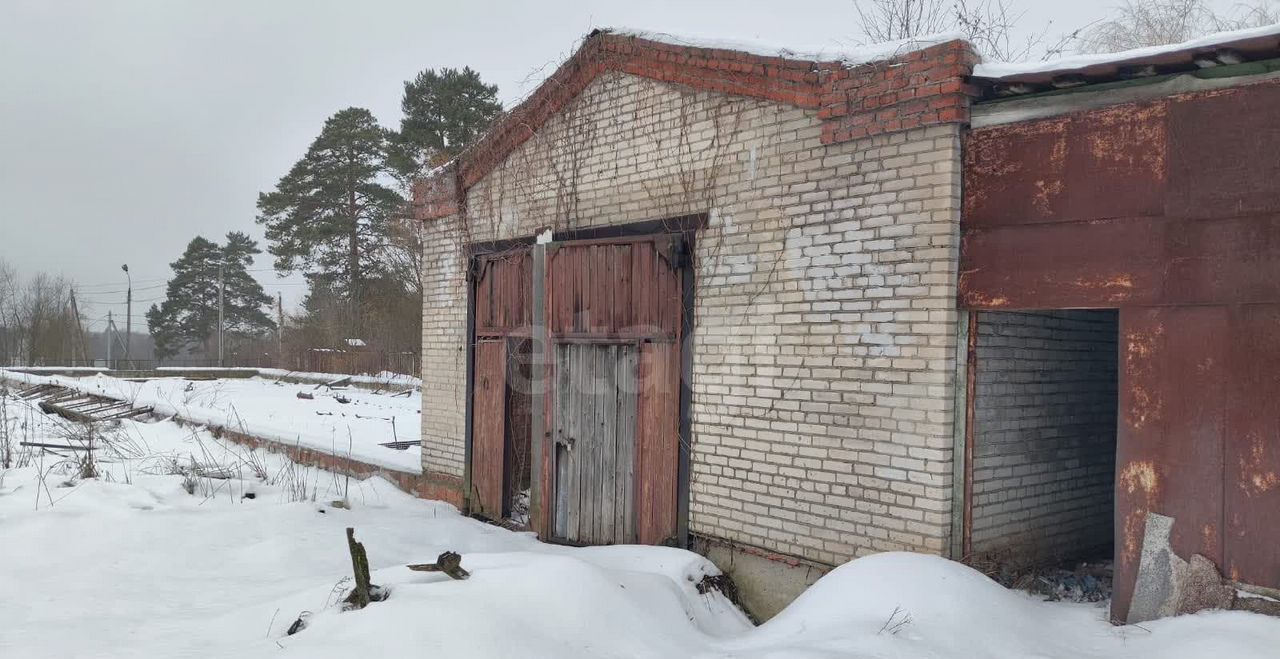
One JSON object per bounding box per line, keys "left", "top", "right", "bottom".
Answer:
{"left": 415, "top": 27, "right": 1280, "bottom": 621}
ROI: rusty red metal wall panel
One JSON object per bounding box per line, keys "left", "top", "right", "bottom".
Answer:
{"left": 960, "top": 215, "right": 1280, "bottom": 310}
{"left": 965, "top": 78, "right": 1280, "bottom": 620}
{"left": 961, "top": 79, "right": 1280, "bottom": 312}
{"left": 965, "top": 102, "right": 1167, "bottom": 229}
{"left": 636, "top": 341, "right": 680, "bottom": 545}
{"left": 1114, "top": 307, "right": 1227, "bottom": 621}
{"left": 1223, "top": 305, "right": 1280, "bottom": 586}
{"left": 472, "top": 340, "right": 508, "bottom": 519}
{"left": 1166, "top": 83, "right": 1280, "bottom": 220}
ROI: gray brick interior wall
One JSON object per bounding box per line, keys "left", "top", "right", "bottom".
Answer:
{"left": 970, "top": 310, "right": 1118, "bottom": 564}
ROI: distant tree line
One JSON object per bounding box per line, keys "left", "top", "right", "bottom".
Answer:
{"left": 0, "top": 259, "right": 86, "bottom": 366}
{"left": 140, "top": 67, "right": 502, "bottom": 371}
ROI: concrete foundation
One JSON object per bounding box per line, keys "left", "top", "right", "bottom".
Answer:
{"left": 695, "top": 536, "right": 829, "bottom": 621}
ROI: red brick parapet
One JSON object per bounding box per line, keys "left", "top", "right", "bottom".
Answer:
{"left": 414, "top": 30, "right": 978, "bottom": 221}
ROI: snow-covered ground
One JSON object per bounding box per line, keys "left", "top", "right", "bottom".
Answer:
{"left": 0, "top": 370, "right": 422, "bottom": 472}
{"left": 1, "top": 387, "right": 1278, "bottom": 658}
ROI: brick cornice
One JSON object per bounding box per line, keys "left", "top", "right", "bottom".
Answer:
{"left": 414, "top": 31, "right": 977, "bottom": 220}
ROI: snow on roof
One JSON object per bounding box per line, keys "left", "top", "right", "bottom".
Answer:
{"left": 605, "top": 27, "right": 965, "bottom": 68}
{"left": 975, "top": 22, "right": 1280, "bottom": 80}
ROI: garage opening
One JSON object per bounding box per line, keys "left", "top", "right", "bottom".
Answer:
{"left": 968, "top": 309, "right": 1119, "bottom": 580}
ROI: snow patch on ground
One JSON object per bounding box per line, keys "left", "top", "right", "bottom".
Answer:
{"left": 2, "top": 386, "right": 1278, "bottom": 657}
{"left": 0, "top": 369, "right": 422, "bottom": 472}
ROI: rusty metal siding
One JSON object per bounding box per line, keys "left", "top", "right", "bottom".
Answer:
{"left": 960, "top": 215, "right": 1280, "bottom": 310}
{"left": 962, "top": 79, "right": 1280, "bottom": 312}
{"left": 1223, "top": 305, "right": 1280, "bottom": 586}
{"left": 964, "top": 102, "right": 1167, "bottom": 230}
{"left": 1114, "top": 307, "right": 1228, "bottom": 621}
{"left": 963, "top": 78, "right": 1280, "bottom": 621}
{"left": 1166, "top": 83, "right": 1280, "bottom": 220}
{"left": 471, "top": 340, "right": 508, "bottom": 519}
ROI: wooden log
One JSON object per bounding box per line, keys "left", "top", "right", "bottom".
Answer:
{"left": 38, "top": 401, "right": 96, "bottom": 423}
{"left": 407, "top": 551, "right": 470, "bottom": 580}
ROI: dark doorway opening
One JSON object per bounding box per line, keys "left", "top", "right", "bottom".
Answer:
{"left": 968, "top": 309, "right": 1119, "bottom": 581}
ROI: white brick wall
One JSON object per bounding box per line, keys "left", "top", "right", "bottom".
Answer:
{"left": 970, "top": 310, "right": 1118, "bottom": 562}
{"left": 421, "top": 71, "right": 964, "bottom": 565}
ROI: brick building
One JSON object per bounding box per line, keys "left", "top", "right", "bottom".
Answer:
{"left": 415, "top": 27, "right": 1280, "bottom": 621}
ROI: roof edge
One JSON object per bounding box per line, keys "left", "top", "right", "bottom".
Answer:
{"left": 415, "top": 30, "right": 978, "bottom": 218}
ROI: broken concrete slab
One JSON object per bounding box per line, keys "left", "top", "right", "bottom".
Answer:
{"left": 1128, "top": 513, "right": 1187, "bottom": 623}
{"left": 1178, "top": 554, "right": 1236, "bottom": 615}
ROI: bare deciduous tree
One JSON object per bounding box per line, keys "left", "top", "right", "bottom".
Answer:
{"left": 0, "top": 259, "right": 88, "bottom": 367}
{"left": 853, "top": 0, "right": 1066, "bottom": 61}
{"left": 1081, "top": 0, "right": 1279, "bottom": 54}
{"left": 0, "top": 260, "right": 19, "bottom": 365}
{"left": 855, "top": 0, "right": 953, "bottom": 42}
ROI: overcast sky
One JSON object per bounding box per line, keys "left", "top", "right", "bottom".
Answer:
{"left": 0, "top": 0, "right": 1240, "bottom": 333}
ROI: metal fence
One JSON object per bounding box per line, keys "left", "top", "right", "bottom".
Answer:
{"left": 297, "top": 349, "right": 419, "bottom": 377}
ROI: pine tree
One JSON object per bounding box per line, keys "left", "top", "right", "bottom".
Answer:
{"left": 389, "top": 67, "right": 502, "bottom": 178}
{"left": 256, "top": 108, "right": 402, "bottom": 334}
{"left": 147, "top": 233, "right": 275, "bottom": 360}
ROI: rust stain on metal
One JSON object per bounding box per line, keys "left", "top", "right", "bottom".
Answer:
{"left": 1031, "top": 135, "right": 1067, "bottom": 215}
{"left": 1085, "top": 103, "right": 1167, "bottom": 179}
{"left": 1070, "top": 273, "right": 1134, "bottom": 303}
{"left": 1202, "top": 523, "right": 1220, "bottom": 559}
{"left": 1121, "top": 510, "right": 1146, "bottom": 567}
{"left": 964, "top": 118, "right": 1068, "bottom": 224}
{"left": 958, "top": 280, "right": 1009, "bottom": 309}
{"left": 1120, "top": 460, "right": 1159, "bottom": 496}
{"left": 1239, "top": 433, "right": 1280, "bottom": 496}
{"left": 1124, "top": 326, "right": 1164, "bottom": 430}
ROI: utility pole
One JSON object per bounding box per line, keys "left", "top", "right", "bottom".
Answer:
{"left": 106, "top": 310, "right": 114, "bottom": 367}
{"left": 121, "top": 264, "right": 131, "bottom": 367}
{"left": 217, "top": 262, "right": 225, "bottom": 367}
{"left": 276, "top": 291, "right": 284, "bottom": 368}
{"left": 69, "top": 288, "right": 87, "bottom": 365}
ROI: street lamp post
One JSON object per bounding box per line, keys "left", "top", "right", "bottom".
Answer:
{"left": 121, "top": 264, "right": 131, "bottom": 368}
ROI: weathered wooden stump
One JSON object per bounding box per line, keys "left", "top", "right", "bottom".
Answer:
{"left": 408, "top": 551, "right": 471, "bottom": 580}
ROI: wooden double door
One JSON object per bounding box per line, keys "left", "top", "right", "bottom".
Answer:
{"left": 470, "top": 234, "right": 685, "bottom": 546}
